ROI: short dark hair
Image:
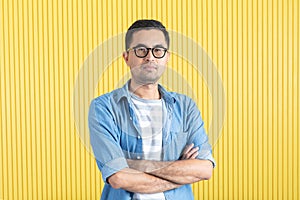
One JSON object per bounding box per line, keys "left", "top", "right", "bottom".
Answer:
{"left": 125, "top": 19, "right": 170, "bottom": 50}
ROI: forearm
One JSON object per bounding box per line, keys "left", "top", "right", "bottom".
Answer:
{"left": 127, "top": 159, "right": 213, "bottom": 185}
{"left": 107, "top": 168, "right": 181, "bottom": 194}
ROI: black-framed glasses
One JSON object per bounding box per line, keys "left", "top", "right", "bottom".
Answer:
{"left": 127, "top": 46, "right": 168, "bottom": 58}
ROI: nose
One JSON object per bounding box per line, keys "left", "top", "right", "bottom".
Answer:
{"left": 144, "top": 49, "right": 155, "bottom": 61}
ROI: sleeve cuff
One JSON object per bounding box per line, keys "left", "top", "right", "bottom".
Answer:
{"left": 101, "top": 157, "right": 129, "bottom": 184}
{"left": 196, "top": 153, "right": 216, "bottom": 168}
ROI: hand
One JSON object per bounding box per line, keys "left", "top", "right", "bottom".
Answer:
{"left": 180, "top": 143, "right": 199, "bottom": 160}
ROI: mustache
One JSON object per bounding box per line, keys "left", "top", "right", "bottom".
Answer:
{"left": 130, "top": 62, "right": 165, "bottom": 69}
{"left": 140, "top": 63, "right": 159, "bottom": 68}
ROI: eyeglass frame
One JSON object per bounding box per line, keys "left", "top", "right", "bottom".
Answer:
{"left": 126, "top": 46, "right": 168, "bottom": 59}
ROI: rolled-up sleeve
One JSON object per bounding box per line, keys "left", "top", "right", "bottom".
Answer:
{"left": 185, "top": 98, "right": 216, "bottom": 168}
{"left": 88, "top": 98, "right": 129, "bottom": 183}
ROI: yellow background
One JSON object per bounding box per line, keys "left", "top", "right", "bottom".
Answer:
{"left": 1, "top": 0, "right": 299, "bottom": 199}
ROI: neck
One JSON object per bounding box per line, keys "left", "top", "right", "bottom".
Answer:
{"left": 129, "top": 80, "right": 160, "bottom": 100}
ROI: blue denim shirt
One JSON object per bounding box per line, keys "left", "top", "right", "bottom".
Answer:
{"left": 88, "top": 81, "right": 215, "bottom": 200}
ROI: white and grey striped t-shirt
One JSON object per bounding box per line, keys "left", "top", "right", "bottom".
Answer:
{"left": 131, "top": 94, "right": 166, "bottom": 200}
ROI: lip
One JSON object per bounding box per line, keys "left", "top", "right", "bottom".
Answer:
{"left": 142, "top": 64, "right": 157, "bottom": 70}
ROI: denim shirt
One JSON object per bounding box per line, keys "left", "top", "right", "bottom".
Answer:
{"left": 88, "top": 81, "right": 215, "bottom": 200}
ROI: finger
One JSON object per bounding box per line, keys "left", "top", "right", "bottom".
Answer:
{"left": 185, "top": 147, "right": 199, "bottom": 159}
{"left": 190, "top": 151, "right": 199, "bottom": 159}
{"left": 180, "top": 151, "right": 186, "bottom": 159}
{"left": 182, "top": 143, "right": 194, "bottom": 155}
{"left": 181, "top": 146, "right": 198, "bottom": 160}
{"left": 180, "top": 143, "right": 194, "bottom": 159}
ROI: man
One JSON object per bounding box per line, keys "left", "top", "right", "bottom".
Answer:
{"left": 88, "top": 19, "right": 215, "bottom": 200}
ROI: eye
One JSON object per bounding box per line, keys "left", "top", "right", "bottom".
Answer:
{"left": 136, "top": 47, "right": 147, "bottom": 53}
{"left": 153, "top": 48, "right": 163, "bottom": 53}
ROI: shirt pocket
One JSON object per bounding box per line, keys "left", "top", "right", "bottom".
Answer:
{"left": 163, "top": 131, "right": 189, "bottom": 160}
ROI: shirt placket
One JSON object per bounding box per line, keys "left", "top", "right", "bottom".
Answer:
{"left": 162, "top": 99, "right": 174, "bottom": 161}
{"left": 127, "top": 100, "right": 143, "bottom": 159}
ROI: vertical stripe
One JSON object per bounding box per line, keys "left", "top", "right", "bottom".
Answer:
{"left": 0, "top": 0, "right": 299, "bottom": 199}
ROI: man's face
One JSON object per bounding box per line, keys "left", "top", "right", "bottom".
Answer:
{"left": 123, "top": 29, "right": 169, "bottom": 85}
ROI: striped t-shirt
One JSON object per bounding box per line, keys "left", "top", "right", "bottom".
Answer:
{"left": 131, "top": 94, "right": 166, "bottom": 200}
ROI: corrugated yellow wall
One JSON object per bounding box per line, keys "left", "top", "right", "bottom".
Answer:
{"left": 1, "top": 0, "right": 299, "bottom": 199}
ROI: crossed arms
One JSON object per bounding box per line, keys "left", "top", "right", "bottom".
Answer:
{"left": 107, "top": 143, "right": 213, "bottom": 194}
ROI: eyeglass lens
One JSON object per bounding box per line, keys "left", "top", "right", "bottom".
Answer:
{"left": 134, "top": 47, "right": 167, "bottom": 58}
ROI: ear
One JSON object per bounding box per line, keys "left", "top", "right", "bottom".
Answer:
{"left": 123, "top": 51, "right": 129, "bottom": 65}
{"left": 166, "top": 51, "right": 170, "bottom": 62}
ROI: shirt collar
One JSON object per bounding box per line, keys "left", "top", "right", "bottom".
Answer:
{"left": 112, "top": 80, "right": 177, "bottom": 104}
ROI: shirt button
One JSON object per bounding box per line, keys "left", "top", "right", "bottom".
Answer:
{"left": 137, "top": 156, "right": 141, "bottom": 159}
{"left": 137, "top": 135, "right": 141, "bottom": 139}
